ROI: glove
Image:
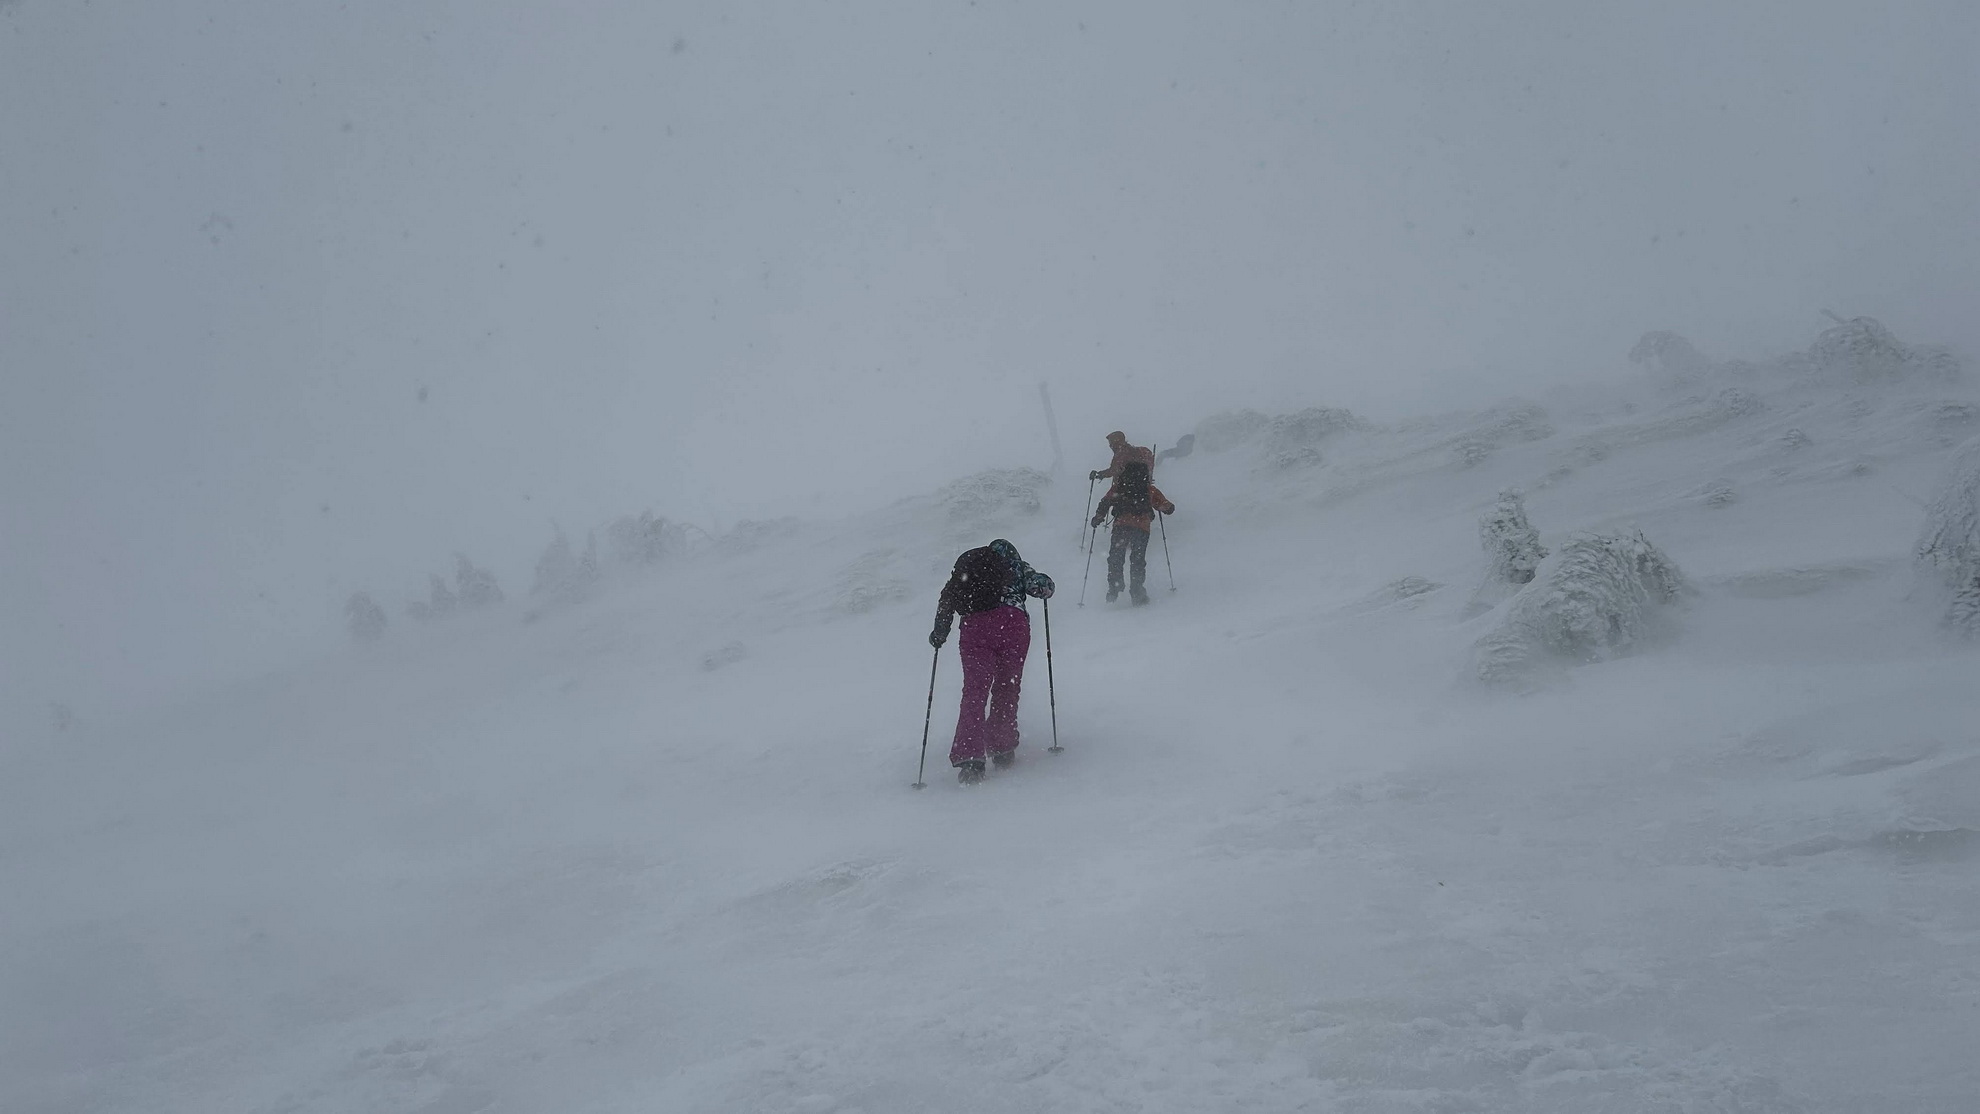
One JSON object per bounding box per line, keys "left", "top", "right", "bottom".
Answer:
{"left": 1089, "top": 469, "right": 1103, "bottom": 481}
{"left": 1091, "top": 514, "right": 1105, "bottom": 527}
{"left": 929, "top": 625, "right": 949, "bottom": 649}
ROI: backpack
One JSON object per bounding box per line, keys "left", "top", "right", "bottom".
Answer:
{"left": 949, "top": 545, "right": 1013, "bottom": 615}
{"left": 1113, "top": 462, "right": 1154, "bottom": 517}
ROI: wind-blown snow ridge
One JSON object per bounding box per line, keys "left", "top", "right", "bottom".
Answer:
{"left": 7, "top": 321, "right": 1979, "bottom": 1113}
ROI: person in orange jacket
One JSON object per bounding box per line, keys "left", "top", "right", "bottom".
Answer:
{"left": 1090, "top": 431, "right": 1155, "bottom": 482}
{"left": 1091, "top": 460, "right": 1174, "bottom": 605}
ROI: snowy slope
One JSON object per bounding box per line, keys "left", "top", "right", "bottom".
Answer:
{"left": 7, "top": 361, "right": 1980, "bottom": 1113}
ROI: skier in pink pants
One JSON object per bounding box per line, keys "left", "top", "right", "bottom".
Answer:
{"left": 929, "top": 539, "right": 1055, "bottom": 784}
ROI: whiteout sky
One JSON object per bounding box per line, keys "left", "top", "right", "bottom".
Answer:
{"left": 3, "top": 0, "right": 1976, "bottom": 713}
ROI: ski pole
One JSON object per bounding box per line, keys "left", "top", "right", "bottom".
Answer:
{"left": 1156, "top": 508, "right": 1176, "bottom": 592}
{"left": 1077, "top": 521, "right": 1100, "bottom": 605}
{"left": 1079, "top": 475, "right": 1096, "bottom": 551}
{"left": 1043, "top": 597, "right": 1063, "bottom": 753}
{"left": 912, "top": 646, "right": 939, "bottom": 789}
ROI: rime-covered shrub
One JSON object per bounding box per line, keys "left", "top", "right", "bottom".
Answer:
{"left": 1250, "top": 407, "right": 1358, "bottom": 471}
{"left": 345, "top": 592, "right": 388, "bottom": 642}
{"left": 938, "top": 468, "right": 1048, "bottom": 535}
{"left": 1949, "top": 578, "right": 1980, "bottom": 638}
{"left": 1794, "top": 316, "right": 1963, "bottom": 384}
{"left": 1715, "top": 387, "right": 1764, "bottom": 418}
{"left": 532, "top": 528, "right": 601, "bottom": 601}
{"left": 1476, "top": 402, "right": 1555, "bottom": 445}
{"left": 1482, "top": 490, "right": 1547, "bottom": 586}
{"left": 1453, "top": 439, "right": 1491, "bottom": 468}
{"left": 1464, "top": 490, "right": 1548, "bottom": 617}
{"left": 1473, "top": 529, "right": 1688, "bottom": 685}
{"left": 453, "top": 553, "right": 504, "bottom": 609}
{"left": 533, "top": 528, "right": 577, "bottom": 596}
{"left": 406, "top": 572, "right": 457, "bottom": 621}
{"left": 1697, "top": 480, "right": 1737, "bottom": 508}
{"left": 1338, "top": 576, "right": 1444, "bottom": 617}
{"left": 1915, "top": 435, "right": 1980, "bottom": 632}
{"left": 605, "top": 511, "right": 682, "bottom": 565}
{"left": 701, "top": 642, "right": 749, "bottom": 671}
{"left": 1629, "top": 330, "right": 1714, "bottom": 382}
{"left": 835, "top": 550, "right": 913, "bottom": 614}
{"left": 1194, "top": 409, "right": 1271, "bottom": 453}
{"left": 718, "top": 518, "right": 801, "bottom": 555}
{"left": 1266, "top": 407, "right": 1359, "bottom": 449}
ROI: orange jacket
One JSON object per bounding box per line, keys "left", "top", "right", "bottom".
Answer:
{"left": 1094, "top": 482, "right": 1174, "bottom": 534}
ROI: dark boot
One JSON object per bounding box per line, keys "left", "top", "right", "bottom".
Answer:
{"left": 991, "top": 749, "right": 1017, "bottom": 769}
{"left": 1130, "top": 585, "right": 1150, "bottom": 605}
{"left": 957, "top": 759, "right": 987, "bottom": 784}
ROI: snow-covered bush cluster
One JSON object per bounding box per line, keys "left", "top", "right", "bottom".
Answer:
{"left": 1632, "top": 316, "right": 1963, "bottom": 390}
{"left": 1259, "top": 407, "right": 1360, "bottom": 470}
{"left": 834, "top": 550, "right": 913, "bottom": 614}
{"left": 1188, "top": 405, "right": 1362, "bottom": 470}
{"left": 1193, "top": 409, "right": 1271, "bottom": 453}
{"left": 1914, "top": 435, "right": 1980, "bottom": 635}
{"left": 604, "top": 511, "right": 688, "bottom": 566}
{"left": 937, "top": 467, "right": 1048, "bottom": 538}
{"left": 345, "top": 592, "right": 387, "bottom": 642}
{"left": 1797, "top": 316, "right": 1962, "bottom": 384}
{"left": 1474, "top": 529, "right": 1689, "bottom": 685}
{"left": 1422, "top": 403, "right": 1554, "bottom": 473}
{"left": 1629, "top": 330, "right": 1716, "bottom": 384}
{"left": 406, "top": 554, "right": 505, "bottom": 621}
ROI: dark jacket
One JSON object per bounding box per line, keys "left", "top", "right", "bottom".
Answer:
{"left": 932, "top": 539, "right": 1054, "bottom": 640}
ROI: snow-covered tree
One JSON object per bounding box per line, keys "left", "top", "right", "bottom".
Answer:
{"left": 428, "top": 572, "right": 458, "bottom": 617}
{"left": 1482, "top": 490, "right": 1547, "bottom": 586}
{"left": 532, "top": 527, "right": 577, "bottom": 597}
{"left": 453, "top": 553, "right": 504, "bottom": 609}
{"left": 345, "top": 591, "right": 388, "bottom": 642}
{"left": 530, "top": 526, "right": 602, "bottom": 602}
{"left": 605, "top": 511, "right": 677, "bottom": 566}
{"left": 1465, "top": 490, "right": 1549, "bottom": 618}
{"left": 406, "top": 571, "right": 458, "bottom": 622}
{"left": 1915, "top": 435, "right": 1980, "bottom": 633}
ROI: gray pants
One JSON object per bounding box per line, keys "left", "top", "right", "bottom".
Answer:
{"left": 1106, "top": 526, "right": 1150, "bottom": 597}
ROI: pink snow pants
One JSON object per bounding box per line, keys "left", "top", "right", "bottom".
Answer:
{"left": 950, "top": 605, "right": 1031, "bottom": 765}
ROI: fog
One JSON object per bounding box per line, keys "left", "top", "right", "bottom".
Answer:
{"left": 4, "top": 0, "right": 1976, "bottom": 714}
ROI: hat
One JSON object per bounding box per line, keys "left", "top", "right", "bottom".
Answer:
{"left": 1105, "top": 430, "right": 1126, "bottom": 444}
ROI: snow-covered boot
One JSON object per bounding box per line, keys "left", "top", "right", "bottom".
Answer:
{"left": 1130, "top": 586, "right": 1150, "bottom": 605}
{"left": 991, "top": 749, "right": 1017, "bottom": 769}
{"left": 1105, "top": 586, "right": 1121, "bottom": 603}
{"left": 957, "top": 759, "right": 987, "bottom": 784}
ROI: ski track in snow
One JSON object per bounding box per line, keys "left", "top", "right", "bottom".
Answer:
{"left": 6, "top": 372, "right": 1980, "bottom": 1113}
